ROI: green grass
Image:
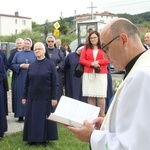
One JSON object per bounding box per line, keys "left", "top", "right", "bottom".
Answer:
{"left": 7, "top": 73, "right": 12, "bottom": 90}
{"left": 0, "top": 124, "right": 89, "bottom": 150}
{"left": 5, "top": 74, "right": 89, "bottom": 149}
{"left": 5, "top": 74, "right": 122, "bottom": 150}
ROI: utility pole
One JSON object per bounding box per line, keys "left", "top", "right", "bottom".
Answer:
{"left": 87, "top": 2, "right": 97, "bottom": 20}
{"left": 74, "top": 10, "right": 77, "bottom": 29}
{"left": 60, "top": 11, "right": 63, "bottom": 19}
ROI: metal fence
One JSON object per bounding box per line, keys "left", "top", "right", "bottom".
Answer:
{"left": 0, "top": 42, "right": 16, "bottom": 58}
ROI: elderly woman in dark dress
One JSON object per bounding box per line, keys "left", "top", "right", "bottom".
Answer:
{"left": 11, "top": 38, "right": 36, "bottom": 122}
{"left": 22, "top": 42, "right": 59, "bottom": 144}
{"left": 45, "top": 36, "right": 65, "bottom": 101}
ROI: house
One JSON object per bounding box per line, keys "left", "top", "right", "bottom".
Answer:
{"left": 70, "top": 11, "right": 118, "bottom": 48}
{"left": 74, "top": 11, "right": 118, "bottom": 38}
{"left": 0, "top": 11, "right": 32, "bottom": 36}
{"left": 75, "top": 11, "right": 118, "bottom": 24}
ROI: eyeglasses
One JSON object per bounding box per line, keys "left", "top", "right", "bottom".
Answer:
{"left": 102, "top": 35, "right": 119, "bottom": 53}
{"left": 48, "top": 41, "right": 54, "bottom": 43}
{"left": 90, "top": 37, "right": 98, "bottom": 40}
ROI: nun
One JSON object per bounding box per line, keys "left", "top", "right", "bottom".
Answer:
{"left": 0, "top": 50, "right": 9, "bottom": 116}
{"left": 45, "top": 36, "right": 65, "bottom": 101}
{"left": 0, "top": 55, "right": 7, "bottom": 139}
{"left": 11, "top": 38, "right": 36, "bottom": 122}
{"left": 64, "top": 43, "right": 87, "bottom": 103}
{"left": 22, "top": 42, "right": 59, "bottom": 144}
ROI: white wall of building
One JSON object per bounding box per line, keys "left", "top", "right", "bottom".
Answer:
{"left": 96, "top": 15, "right": 118, "bottom": 24}
{"left": 0, "top": 14, "right": 32, "bottom": 36}
{"left": 75, "top": 12, "right": 118, "bottom": 33}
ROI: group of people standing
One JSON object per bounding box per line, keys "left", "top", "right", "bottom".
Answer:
{"left": 1, "top": 26, "right": 149, "bottom": 147}
{"left": 0, "top": 32, "right": 112, "bottom": 143}
{"left": 65, "top": 30, "right": 113, "bottom": 117}
{"left": 66, "top": 19, "right": 150, "bottom": 150}
{"left": 7, "top": 37, "right": 66, "bottom": 143}
{"left": 0, "top": 36, "right": 73, "bottom": 143}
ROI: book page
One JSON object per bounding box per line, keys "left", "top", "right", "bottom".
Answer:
{"left": 48, "top": 96, "right": 100, "bottom": 127}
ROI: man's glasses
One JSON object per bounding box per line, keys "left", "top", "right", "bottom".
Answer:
{"left": 102, "top": 35, "right": 119, "bottom": 53}
{"left": 48, "top": 41, "right": 54, "bottom": 43}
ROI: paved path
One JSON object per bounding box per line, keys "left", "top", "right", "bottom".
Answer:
{"left": 5, "top": 90, "right": 24, "bottom": 136}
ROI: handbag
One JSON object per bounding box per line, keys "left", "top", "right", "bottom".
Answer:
{"left": 74, "top": 63, "right": 84, "bottom": 78}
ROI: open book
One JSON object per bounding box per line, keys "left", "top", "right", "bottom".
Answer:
{"left": 47, "top": 96, "right": 100, "bottom": 128}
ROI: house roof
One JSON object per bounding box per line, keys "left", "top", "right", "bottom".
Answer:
{"left": 0, "top": 12, "right": 31, "bottom": 19}
{"left": 95, "top": 11, "right": 118, "bottom": 17}
{"left": 77, "top": 11, "right": 118, "bottom": 18}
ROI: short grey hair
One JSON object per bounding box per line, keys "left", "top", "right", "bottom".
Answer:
{"left": 46, "top": 35, "right": 56, "bottom": 43}
{"left": 15, "top": 38, "right": 24, "bottom": 44}
{"left": 34, "top": 42, "right": 46, "bottom": 53}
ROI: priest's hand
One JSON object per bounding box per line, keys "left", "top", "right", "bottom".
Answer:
{"left": 91, "top": 117, "right": 104, "bottom": 130}
{"left": 66, "top": 120, "right": 94, "bottom": 142}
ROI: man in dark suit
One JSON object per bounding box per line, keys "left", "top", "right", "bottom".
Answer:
{"left": 56, "top": 39, "right": 66, "bottom": 57}
{"left": 55, "top": 38, "right": 66, "bottom": 87}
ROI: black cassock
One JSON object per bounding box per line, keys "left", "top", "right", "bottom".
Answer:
{"left": 106, "top": 64, "right": 113, "bottom": 112}
{"left": 23, "top": 58, "right": 59, "bottom": 142}
{"left": 8, "top": 48, "right": 20, "bottom": 112}
{"left": 0, "top": 56, "right": 7, "bottom": 137}
{"left": 0, "top": 51, "right": 9, "bottom": 115}
{"left": 46, "top": 47, "right": 65, "bottom": 101}
{"left": 64, "top": 52, "right": 87, "bottom": 103}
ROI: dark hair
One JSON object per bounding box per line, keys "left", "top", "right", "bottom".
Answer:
{"left": 88, "top": 28, "right": 93, "bottom": 33}
{"left": 86, "top": 30, "right": 101, "bottom": 49}
{"left": 63, "top": 43, "right": 71, "bottom": 52}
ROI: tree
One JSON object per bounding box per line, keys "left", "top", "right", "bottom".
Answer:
{"left": 141, "top": 21, "right": 150, "bottom": 29}
{"left": 58, "top": 18, "right": 69, "bottom": 35}
{"left": 42, "top": 19, "right": 55, "bottom": 39}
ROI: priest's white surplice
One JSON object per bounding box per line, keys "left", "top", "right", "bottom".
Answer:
{"left": 91, "top": 50, "right": 150, "bottom": 150}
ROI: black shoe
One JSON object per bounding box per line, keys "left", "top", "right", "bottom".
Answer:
{"left": 18, "top": 117, "right": 24, "bottom": 122}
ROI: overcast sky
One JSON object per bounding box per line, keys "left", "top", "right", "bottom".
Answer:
{"left": 0, "top": 0, "right": 150, "bottom": 24}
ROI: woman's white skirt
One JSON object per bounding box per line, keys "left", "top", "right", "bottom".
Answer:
{"left": 82, "top": 73, "right": 107, "bottom": 98}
